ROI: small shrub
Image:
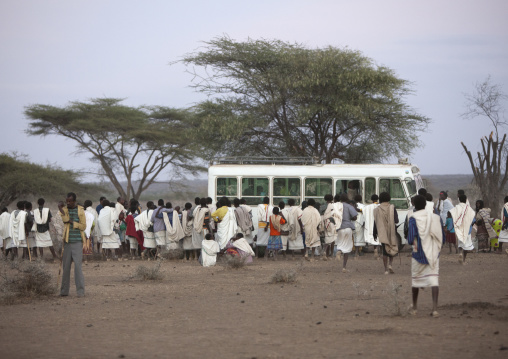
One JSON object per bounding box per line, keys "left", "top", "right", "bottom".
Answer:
{"left": 271, "top": 268, "right": 297, "bottom": 283}
{"left": 1, "top": 260, "right": 56, "bottom": 304}
{"left": 221, "top": 255, "right": 246, "bottom": 270}
{"left": 384, "top": 280, "right": 407, "bottom": 316}
{"left": 160, "top": 248, "right": 184, "bottom": 261}
{"left": 133, "top": 261, "right": 163, "bottom": 281}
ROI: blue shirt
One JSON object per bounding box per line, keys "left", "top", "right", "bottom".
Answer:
{"left": 96, "top": 204, "right": 103, "bottom": 214}
{"left": 151, "top": 206, "right": 174, "bottom": 232}
{"left": 339, "top": 203, "right": 358, "bottom": 230}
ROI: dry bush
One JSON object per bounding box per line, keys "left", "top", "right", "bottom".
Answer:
{"left": 160, "top": 248, "right": 184, "bottom": 261}
{"left": 384, "top": 280, "right": 407, "bottom": 316}
{"left": 133, "top": 261, "right": 164, "bottom": 281}
{"left": 0, "top": 260, "right": 56, "bottom": 304}
{"left": 220, "top": 254, "right": 247, "bottom": 270}
{"left": 270, "top": 268, "right": 298, "bottom": 283}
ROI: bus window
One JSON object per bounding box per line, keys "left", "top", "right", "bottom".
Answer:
{"left": 379, "top": 178, "right": 408, "bottom": 209}
{"left": 216, "top": 177, "right": 237, "bottom": 198}
{"left": 273, "top": 177, "right": 301, "bottom": 206}
{"left": 335, "top": 179, "right": 363, "bottom": 202}
{"left": 304, "top": 178, "right": 332, "bottom": 202}
{"left": 241, "top": 177, "right": 269, "bottom": 205}
{"left": 405, "top": 177, "right": 417, "bottom": 197}
{"left": 365, "top": 177, "right": 376, "bottom": 203}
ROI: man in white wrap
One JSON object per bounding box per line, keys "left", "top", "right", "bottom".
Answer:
{"left": 85, "top": 200, "right": 101, "bottom": 254}
{"left": 34, "top": 198, "right": 58, "bottom": 260}
{"left": 98, "top": 201, "right": 119, "bottom": 259}
{"left": 435, "top": 191, "right": 454, "bottom": 225}
{"left": 278, "top": 201, "right": 291, "bottom": 258}
{"left": 206, "top": 197, "right": 217, "bottom": 239}
{"left": 322, "top": 194, "right": 342, "bottom": 261}
{"left": 182, "top": 203, "right": 197, "bottom": 260}
{"left": 239, "top": 198, "right": 255, "bottom": 244}
{"left": 115, "top": 197, "right": 128, "bottom": 255}
{"left": 215, "top": 202, "right": 238, "bottom": 250}
{"left": 200, "top": 233, "right": 220, "bottom": 267}
{"left": 192, "top": 198, "right": 210, "bottom": 251}
{"left": 407, "top": 195, "right": 445, "bottom": 317}
{"left": 449, "top": 194, "right": 476, "bottom": 264}
{"left": 151, "top": 200, "right": 174, "bottom": 254}
{"left": 9, "top": 201, "right": 27, "bottom": 260}
{"left": 256, "top": 197, "right": 273, "bottom": 255}
{"left": 353, "top": 195, "right": 366, "bottom": 258}
{"left": 163, "top": 207, "right": 185, "bottom": 251}
{"left": 498, "top": 195, "right": 508, "bottom": 254}
{"left": 234, "top": 198, "right": 254, "bottom": 245}
{"left": 336, "top": 194, "right": 358, "bottom": 272}
{"left": 363, "top": 194, "right": 381, "bottom": 258}
{"left": 0, "top": 207, "right": 10, "bottom": 256}
{"left": 301, "top": 199, "right": 321, "bottom": 261}
{"left": 287, "top": 199, "right": 305, "bottom": 257}
{"left": 134, "top": 201, "right": 156, "bottom": 259}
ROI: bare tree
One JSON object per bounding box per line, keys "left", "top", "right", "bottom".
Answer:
{"left": 461, "top": 76, "right": 508, "bottom": 215}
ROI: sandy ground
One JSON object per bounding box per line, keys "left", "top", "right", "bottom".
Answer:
{"left": 1, "top": 249, "right": 507, "bottom": 359}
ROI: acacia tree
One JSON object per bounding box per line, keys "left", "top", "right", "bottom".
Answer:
{"left": 25, "top": 98, "right": 200, "bottom": 200}
{"left": 461, "top": 76, "right": 508, "bottom": 215}
{"left": 180, "top": 36, "right": 430, "bottom": 163}
{"left": 0, "top": 153, "right": 104, "bottom": 208}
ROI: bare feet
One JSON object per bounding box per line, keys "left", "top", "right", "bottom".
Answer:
{"left": 388, "top": 265, "right": 394, "bottom": 274}
{"left": 430, "top": 311, "right": 439, "bottom": 318}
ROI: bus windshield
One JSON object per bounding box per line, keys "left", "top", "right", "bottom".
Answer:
{"left": 405, "top": 178, "right": 417, "bottom": 197}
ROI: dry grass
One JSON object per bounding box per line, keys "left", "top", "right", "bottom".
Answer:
{"left": 132, "top": 261, "right": 164, "bottom": 281}
{"left": 270, "top": 268, "right": 298, "bottom": 283}
{"left": 0, "top": 259, "right": 56, "bottom": 304}
{"left": 160, "top": 248, "right": 184, "bottom": 261}
{"left": 384, "top": 280, "right": 407, "bottom": 316}
{"left": 220, "top": 254, "right": 247, "bottom": 270}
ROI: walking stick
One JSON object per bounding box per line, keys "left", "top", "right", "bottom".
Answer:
{"left": 26, "top": 236, "right": 32, "bottom": 262}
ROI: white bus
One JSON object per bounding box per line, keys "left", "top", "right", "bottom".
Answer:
{"left": 208, "top": 157, "right": 424, "bottom": 243}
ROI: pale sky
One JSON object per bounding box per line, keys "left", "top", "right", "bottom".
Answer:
{"left": 1, "top": 0, "right": 507, "bottom": 181}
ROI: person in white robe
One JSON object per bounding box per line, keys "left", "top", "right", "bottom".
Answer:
{"left": 225, "top": 233, "right": 255, "bottom": 263}
{"left": 24, "top": 202, "right": 37, "bottom": 259}
{"left": 83, "top": 209, "right": 95, "bottom": 262}
{"left": 193, "top": 199, "right": 210, "bottom": 251}
{"left": 98, "top": 201, "right": 119, "bottom": 259}
{"left": 256, "top": 198, "right": 273, "bottom": 256}
{"left": 1, "top": 208, "right": 11, "bottom": 256}
{"left": 216, "top": 205, "right": 238, "bottom": 250}
{"left": 407, "top": 194, "right": 445, "bottom": 317}
{"left": 353, "top": 196, "right": 366, "bottom": 257}
{"left": 449, "top": 194, "right": 476, "bottom": 264}
{"left": 435, "top": 191, "right": 454, "bottom": 225}
{"left": 85, "top": 202, "right": 101, "bottom": 253}
{"left": 301, "top": 199, "right": 321, "bottom": 260}
{"left": 163, "top": 208, "right": 185, "bottom": 251}
{"left": 134, "top": 201, "right": 156, "bottom": 259}
{"left": 234, "top": 198, "right": 254, "bottom": 245}
{"left": 278, "top": 201, "right": 292, "bottom": 258}
{"left": 363, "top": 195, "right": 380, "bottom": 257}
{"left": 498, "top": 196, "right": 508, "bottom": 254}
{"left": 9, "top": 201, "right": 27, "bottom": 259}
{"left": 181, "top": 203, "right": 197, "bottom": 260}
{"left": 240, "top": 198, "right": 255, "bottom": 244}
{"left": 34, "top": 198, "right": 58, "bottom": 260}
{"left": 287, "top": 199, "right": 305, "bottom": 257}
{"left": 200, "top": 233, "right": 220, "bottom": 267}
{"left": 206, "top": 198, "right": 217, "bottom": 240}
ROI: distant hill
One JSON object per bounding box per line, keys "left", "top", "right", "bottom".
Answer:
{"left": 424, "top": 174, "right": 474, "bottom": 196}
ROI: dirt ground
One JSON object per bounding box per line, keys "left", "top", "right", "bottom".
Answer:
{"left": 1, "top": 249, "right": 507, "bottom": 359}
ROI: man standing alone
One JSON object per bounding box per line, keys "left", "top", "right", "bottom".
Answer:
{"left": 60, "top": 192, "right": 86, "bottom": 297}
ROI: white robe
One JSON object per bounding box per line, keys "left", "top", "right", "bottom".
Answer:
{"left": 363, "top": 203, "right": 380, "bottom": 245}
{"left": 163, "top": 211, "right": 184, "bottom": 250}
{"left": 98, "top": 207, "right": 119, "bottom": 249}
{"left": 301, "top": 206, "right": 321, "bottom": 248}
{"left": 201, "top": 239, "right": 220, "bottom": 267}
{"left": 232, "top": 237, "right": 255, "bottom": 256}
{"left": 135, "top": 209, "right": 156, "bottom": 248}
{"left": 237, "top": 205, "right": 254, "bottom": 244}
{"left": 192, "top": 207, "right": 209, "bottom": 248}
{"left": 0, "top": 212, "right": 11, "bottom": 248}
{"left": 354, "top": 203, "right": 366, "bottom": 246}
{"left": 217, "top": 208, "right": 238, "bottom": 249}
{"left": 86, "top": 206, "right": 101, "bottom": 242}
{"left": 182, "top": 209, "right": 194, "bottom": 250}
{"left": 412, "top": 209, "right": 443, "bottom": 270}
{"left": 34, "top": 208, "right": 53, "bottom": 248}
{"left": 256, "top": 204, "right": 273, "bottom": 246}
{"left": 449, "top": 203, "right": 475, "bottom": 251}
{"left": 288, "top": 206, "right": 304, "bottom": 250}
{"left": 499, "top": 203, "right": 508, "bottom": 243}
{"left": 9, "top": 210, "right": 27, "bottom": 248}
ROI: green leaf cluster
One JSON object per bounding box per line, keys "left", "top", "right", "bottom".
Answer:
{"left": 181, "top": 36, "right": 430, "bottom": 163}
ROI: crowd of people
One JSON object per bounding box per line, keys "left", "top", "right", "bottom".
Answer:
{"left": 0, "top": 188, "right": 506, "bottom": 314}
